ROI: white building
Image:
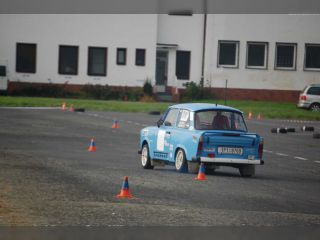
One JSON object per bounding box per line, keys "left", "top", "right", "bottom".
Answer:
{"left": 0, "top": 14, "right": 319, "bottom": 101}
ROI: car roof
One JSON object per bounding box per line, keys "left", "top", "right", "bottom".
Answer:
{"left": 169, "top": 103, "right": 242, "bottom": 113}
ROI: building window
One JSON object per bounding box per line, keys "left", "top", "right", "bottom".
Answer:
{"left": 88, "top": 47, "right": 107, "bottom": 76}
{"left": 176, "top": 50, "right": 191, "bottom": 80}
{"left": 275, "top": 43, "right": 297, "bottom": 70}
{"left": 218, "top": 40, "right": 239, "bottom": 68}
{"left": 246, "top": 42, "right": 268, "bottom": 69}
{"left": 135, "top": 49, "right": 146, "bottom": 66}
{"left": 117, "top": 48, "right": 127, "bottom": 65}
{"left": 58, "top": 45, "right": 78, "bottom": 75}
{"left": 168, "top": 10, "right": 193, "bottom": 16}
{"left": 16, "top": 43, "right": 36, "bottom": 73}
{"left": 304, "top": 44, "right": 320, "bottom": 71}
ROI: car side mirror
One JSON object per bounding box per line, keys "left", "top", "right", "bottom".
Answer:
{"left": 157, "top": 119, "right": 163, "bottom": 128}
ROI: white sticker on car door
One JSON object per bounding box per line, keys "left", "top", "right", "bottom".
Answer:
{"left": 157, "top": 130, "right": 166, "bottom": 151}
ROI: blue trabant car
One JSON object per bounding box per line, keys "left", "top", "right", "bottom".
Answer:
{"left": 139, "top": 103, "right": 264, "bottom": 177}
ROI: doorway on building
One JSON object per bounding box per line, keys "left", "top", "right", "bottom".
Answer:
{"left": 155, "top": 50, "right": 168, "bottom": 93}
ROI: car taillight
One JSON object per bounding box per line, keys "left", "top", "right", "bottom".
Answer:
{"left": 197, "top": 136, "right": 203, "bottom": 155}
{"left": 300, "top": 95, "right": 307, "bottom": 101}
{"left": 258, "top": 138, "right": 264, "bottom": 159}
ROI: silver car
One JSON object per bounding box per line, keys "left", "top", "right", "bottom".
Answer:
{"left": 297, "top": 84, "right": 320, "bottom": 112}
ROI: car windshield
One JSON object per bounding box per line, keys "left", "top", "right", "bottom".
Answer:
{"left": 194, "top": 110, "right": 247, "bottom": 131}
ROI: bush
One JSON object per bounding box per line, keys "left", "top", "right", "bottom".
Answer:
{"left": 10, "top": 84, "right": 77, "bottom": 98}
{"left": 143, "top": 80, "right": 153, "bottom": 96}
{"left": 181, "top": 81, "right": 214, "bottom": 101}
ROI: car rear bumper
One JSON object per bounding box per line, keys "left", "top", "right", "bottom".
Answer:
{"left": 193, "top": 156, "right": 263, "bottom": 165}
{"left": 297, "top": 101, "right": 310, "bottom": 109}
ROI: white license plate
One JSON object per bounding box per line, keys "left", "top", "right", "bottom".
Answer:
{"left": 218, "top": 147, "right": 243, "bottom": 155}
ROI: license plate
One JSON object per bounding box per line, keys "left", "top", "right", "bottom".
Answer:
{"left": 218, "top": 147, "right": 243, "bottom": 155}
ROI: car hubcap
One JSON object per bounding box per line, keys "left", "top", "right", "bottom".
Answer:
{"left": 175, "top": 151, "right": 183, "bottom": 170}
{"left": 141, "top": 146, "right": 148, "bottom": 166}
{"left": 311, "top": 105, "right": 320, "bottom": 112}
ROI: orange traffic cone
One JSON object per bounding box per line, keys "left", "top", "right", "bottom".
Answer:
{"left": 195, "top": 163, "right": 206, "bottom": 181}
{"left": 88, "top": 138, "right": 96, "bottom": 152}
{"left": 112, "top": 119, "right": 120, "bottom": 129}
{"left": 61, "top": 102, "right": 67, "bottom": 111}
{"left": 248, "top": 111, "right": 253, "bottom": 119}
{"left": 257, "top": 113, "right": 262, "bottom": 120}
{"left": 69, "top": 104, "right": 74, "bottom": 112}
{"left": 116, "top": 176, "right": 133, "bottom": 199}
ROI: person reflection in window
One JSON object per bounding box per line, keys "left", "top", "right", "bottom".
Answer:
{"left": 212, "top": 111, "right": 230, "bottom": 130}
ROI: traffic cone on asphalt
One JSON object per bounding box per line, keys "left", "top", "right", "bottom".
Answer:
{"left": 248, "top": 111, "right": 253, "bottom": 119}
{"left": 116, "top": 176, "right": 133, "bottom": 199}
{"left": 112, "top": 119, "right": 120, "bottom": 129}
{"left": 195, "top": 163, "right": 206, "bottom": 181}
{"left": 257, "top": 113, "right": 262, "bottom": 120}
{"left": 69, "top": 104, "right": 74, "bottom": 112}
{"left": 88, "top": 138, "right": 96, "bottom": 152}
{"left": 61, "top": 102, "right": 67, "bottom": 111}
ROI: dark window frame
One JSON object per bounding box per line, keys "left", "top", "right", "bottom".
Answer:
{"left": 274, "top": 42, "right": 297, "bottom": 71}
{"left": 246, "top": 41, "right": 269, "bottom": 70}
{"left": 87, "top": 47, "right": 107, "bottom": 76}
{"left": 16, "top": 42, "right": 37, "bottom": 73}
{"left": 135, "top": 48, "right": 146, "bottom": 66}
{"left": 217, "top": 40, "right": 240, "bottom": 68}
{"left": 304, "top": 43, "right": 320, "bottom": 71}
{"left": 176, "top": 50, "right": 191, "bottom": 80}
{"left": 58, "top": 45, "right": 79, "bottom": 75}
{"left": 116, "top": 48, "right": 127, "bottom": 65}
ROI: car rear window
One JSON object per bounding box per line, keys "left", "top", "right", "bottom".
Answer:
{"left": 195, "top": 110, "right": 247, "bottom": 131}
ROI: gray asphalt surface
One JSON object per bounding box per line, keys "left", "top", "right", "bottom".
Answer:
{"left": 0, "top": 108, "right": 319, "bottom": 226}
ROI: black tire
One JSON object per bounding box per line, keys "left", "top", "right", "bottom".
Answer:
{"left": 309, "top": 103, "right": 320, "bottom": 112}
{"left": 286, "top": 127, "right": 295, "bottom": 133}
{"left": 313, "top": 132, "right": 320, "bottom": 139}
{"left": 301, "top": 126, "right": 314, "bottom": 132}
{"left": 175, "top": 149, "right": 188, "bottom": 173}
{"left": 149, "top": 111, "right": 161, "bottom": 115}
{"left": 141, "top": 144, "right": 154, "bottom": 169}
{"left": 74, "top": 108, "right": 85, "bottom": 112}
{"left": 239, "top": 165, "right": 255, "bottom": 177}
{"left": 205, "top": 167, "right": 216, "bottom": 175}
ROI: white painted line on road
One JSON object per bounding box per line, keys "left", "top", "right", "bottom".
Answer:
{"left": 263, "top": 149, "right": 273, "bottom": 153}
{"left": 294, "top": 156, "right": 308, "bottom": 161}
{"left": 314, "top": 161, "right": 320, "bottom": 164}
{"left": 135, "top": 122, "right": 141, "bottom": 125}
{"left": 142, "top": 124, "right": 148, "bottom": 127}
{"left": 276, "top": 153, "right": 289, "bottom": 157}
{"left": 127, "top": 121, "right": 132, "bottom": 123}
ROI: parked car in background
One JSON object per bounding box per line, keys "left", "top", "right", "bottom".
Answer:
{"left": 297, "top": 84, "right": 320, "bottom": 112}
{"left": 139, "top": 103, "right": 264, "bottom": 177}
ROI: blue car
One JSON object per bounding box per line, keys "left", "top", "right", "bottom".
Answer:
{"left": 139, "top": 103, "right": 264, "bottom": 177}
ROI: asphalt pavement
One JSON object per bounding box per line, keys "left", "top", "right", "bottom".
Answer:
{"left": 0, "top": 108, "right": 319, "bottom": 226}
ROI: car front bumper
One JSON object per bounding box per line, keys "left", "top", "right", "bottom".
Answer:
{"left": 192, "top": 156, "right": 263, "bottom": 165}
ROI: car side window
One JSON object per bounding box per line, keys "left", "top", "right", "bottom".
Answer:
{"left": 177, "top": 109, "right": 190, "bottom": 129}
{"left": 164, "top": 108, "right": 179, "bottom": 126}
{"left": 307, "top": 87, "right": 320, "bottom": 95}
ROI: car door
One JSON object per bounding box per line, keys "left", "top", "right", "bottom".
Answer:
{"left": 168, "top": 109, "right": 191, "bottom": 162}
{"left": 154, "top": 108, "right": 179, "bottom": 161}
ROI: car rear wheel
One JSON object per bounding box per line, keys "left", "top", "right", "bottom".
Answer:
{"left": 141, "top": 144, "right": 154, "bottom": 169}
{"left": 175, "top": 149, "right": 188, "bottom": 173}
{"left": 310, "top": 103, "right": 320, "bottom": 112}
{"left": 239, "top": 165, "right": 255, "bottom": 177}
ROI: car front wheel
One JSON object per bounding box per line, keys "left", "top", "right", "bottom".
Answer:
{"left": 141, "top": 144, "right": 154, "bottom": 169}
{"left": 175, "top": 149, "right": 188, "bottom": 173}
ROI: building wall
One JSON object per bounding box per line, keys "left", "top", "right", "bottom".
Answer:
{"left": 205, "top": 14, "right": 320, "bottom": 91}
{"left": 157, "top": 14, "right": 204, "bottom": 88}
{"left": 0, "top": 14, "right": 158, "bottom": 87}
